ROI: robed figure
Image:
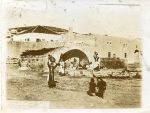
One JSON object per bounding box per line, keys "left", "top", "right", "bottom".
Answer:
{"left": 93, "top": 51, "right": 99, "bottom": 62}
{"left": 87, "top": 78, "right": 97, "bottom": 96}
{"left": 96, "top": 77, "right": 107, "bottom": 98}
{"left": 47, "top": 55, "right": 57, "bottom": 88}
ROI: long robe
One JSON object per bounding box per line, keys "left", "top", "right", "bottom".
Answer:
{"left": 47, "top": 61, "right": 56, "bottom": 82}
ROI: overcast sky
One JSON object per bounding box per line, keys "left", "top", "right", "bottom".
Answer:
{"left": 3, "top": 0, "right": 142, "bottom": 38}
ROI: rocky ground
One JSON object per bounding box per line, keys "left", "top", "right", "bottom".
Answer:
{"left": 6, "top": 64, "right": 141, "bottom": 108}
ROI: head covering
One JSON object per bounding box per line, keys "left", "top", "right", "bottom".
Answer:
{"left": 48, "top": 54, "right": 56, "bottom": 62}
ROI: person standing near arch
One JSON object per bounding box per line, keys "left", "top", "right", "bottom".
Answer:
{"left": 58, "top": 56, "right": 65, "bottom": 76}
{"left": 93, "top": 51, "right": 99, "bottom": 62}
{"left": 47, "top": 54, "right": 57, "bottom": 88}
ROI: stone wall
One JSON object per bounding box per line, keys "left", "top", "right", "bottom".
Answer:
{"left": 7, "top": 34, "right": 141, "bottom": 65}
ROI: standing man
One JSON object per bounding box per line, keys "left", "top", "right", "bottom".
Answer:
{"left": 47, "top": 54, "right": 57, "bottom": 88}
{"left": 96, "top": 77, "right": 107, "bottom": 98}
{"left": 58, "top": 53, "right": 65, "bottom": 76}
{"left": 93, "top": 51, "right": 99, "bottom": 62}
{"left": 92, "top": 51, "right": 100, "bottom": 76}
{"left": 73, "top": 58, "right": 78, "bottom": 76}
{"left": 58, "top": 58, "right": 65, "bottom": 76}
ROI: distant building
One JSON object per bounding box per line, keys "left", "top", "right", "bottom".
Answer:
{"left": 7, "top": 25, "right": 142, "bottom": 66}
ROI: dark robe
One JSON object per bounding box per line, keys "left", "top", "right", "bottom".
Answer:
{"left": 96, "top": 80, "right": 106, "bottom": 98}
{"left": 87, "top": 81, "right": 96, "bottom": 96}
{"left": 89, "top": 82, "right": 96, "bottom": 93}
{"left": 47, "top": 61, "right": 57, "bottom": 88}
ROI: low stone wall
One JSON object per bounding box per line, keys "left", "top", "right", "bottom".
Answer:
{"left": 62, "top": 69, "right": 141, "bottom": 78}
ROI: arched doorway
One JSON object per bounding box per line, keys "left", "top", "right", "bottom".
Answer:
{"left": 60, "top": 49, "right": 89, "bottom": 68}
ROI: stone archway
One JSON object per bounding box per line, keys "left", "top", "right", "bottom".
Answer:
{"left": 50, "top": 47, "right": 94, "bottom": 63}
{"left": 60, "top": 49, "right": 89, "bottom": 62}
{"left": 60, "top": 49, "right": 90, "bottom": 67}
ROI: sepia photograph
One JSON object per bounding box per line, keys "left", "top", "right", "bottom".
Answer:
{"left": 1, "top": 0, "right": 144, "bottom": 110}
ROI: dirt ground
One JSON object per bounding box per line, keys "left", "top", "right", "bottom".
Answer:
{"left": 6, "top": 64, "right": 141, "bottom": 108}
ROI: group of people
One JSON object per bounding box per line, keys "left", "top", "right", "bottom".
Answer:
{"left": 87, "top": 77, "right": 106, "bottom": 98}
{"left": 47, "top": 52, "right": 107, "bottom": 99}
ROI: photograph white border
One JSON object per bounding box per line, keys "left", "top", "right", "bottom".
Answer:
{"left": 1, "top": 0, "right": 150, "bottom": 113}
